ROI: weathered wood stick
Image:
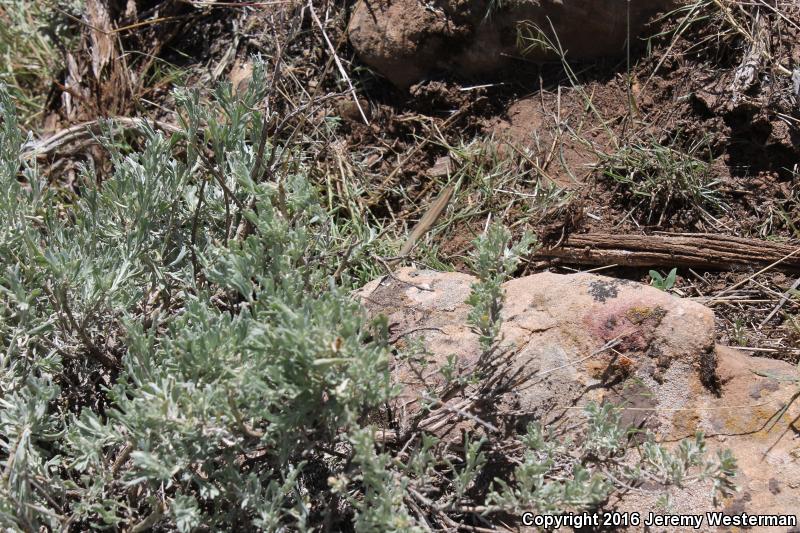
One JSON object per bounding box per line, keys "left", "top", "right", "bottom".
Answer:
{"left": 535, "top": 233, "right": 800, "bottom": 271}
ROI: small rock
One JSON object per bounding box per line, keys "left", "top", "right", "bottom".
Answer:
{"left": 427, "top": 156, "right": 452, "bottom": 177}
{"left": 229, "top": 60, "right": 253, "bottom": 95}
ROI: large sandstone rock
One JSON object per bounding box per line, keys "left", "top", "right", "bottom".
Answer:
{"left": 359, "top": 268, "right": 717, "bottom": 438}
{"left": 348, "top": 0, "right": 678, "bottom": 87}
{"left": 616, "top": 345, "right": 800, "bottom": 531}
{"left": 357, "top": 268, "right": 800, "bottom": 527}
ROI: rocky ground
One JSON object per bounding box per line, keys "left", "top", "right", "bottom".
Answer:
{"left": 10, "top": 0, "right": 800, "bottom": 529}
{"left": 359, "top": 268, "right": 800, "bottom": 530}
{"left": 344, "top": 1, "right": 800, "bottom": 526}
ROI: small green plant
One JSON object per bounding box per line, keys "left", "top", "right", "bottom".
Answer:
{"left": 757, "top": 170, "right": 800, "bottom": 238}
{"left": 484, "top": 0, "right": 506, "bottom": 21}
{"left": 466, "top": 223, "right": 536, "bottom": 350}
{"left": 415, "top": 136, "right": 570, "bottom": 270}
{"left": 487, "top": 410, "right": 616, "bottom": 514}
{"left": 650, "top": 267, "right": 678, "bottom": 291}
{"left": 599, "top": 136, "right": 725, "bottom": 225}
{"left": 486, "top": 404, "right": 737, "bottom": 514}
{"left": 731, "top": 317, "right": 748, "bottom": 346}
{"left": 640, "top": 432, "right": 738, "bottom": 499}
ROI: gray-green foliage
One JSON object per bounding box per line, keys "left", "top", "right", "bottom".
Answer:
{"left": 0, "top": 62, "right": 738, "bottom": 530}
{"left": 487, "top": 418, "right": 614, "bottom": 514}
{"left": 0, "top": 63, "right": 395, "bottom": 530}
{"left": 466, "top": 223, "right": 535, "bottom": 350}
{"left": 640, "top": 432, "right": 737, "bottom": 499}
{"left": 487, "top": 405, "right": 737, "bottom": 515}
{"left": 344, "top": 428, "right": 424, "bottom": 532}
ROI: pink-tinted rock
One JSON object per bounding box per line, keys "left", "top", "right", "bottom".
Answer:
{"left": 357, "top": 268, "right": 716, "bottom": 439}
{"left": 356, "top": 268, "right": 800, "bottom": 526}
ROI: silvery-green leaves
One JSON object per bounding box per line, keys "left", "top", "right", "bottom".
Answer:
{"left": 466, "top": 223, "right": 536, "bottom": 350}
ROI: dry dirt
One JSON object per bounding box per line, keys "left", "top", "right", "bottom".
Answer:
{"left": 28, "top": 1, "right": 800, "bottom": 525}
{"left": 35, "top": 0, "right": 800, "bottom": 366}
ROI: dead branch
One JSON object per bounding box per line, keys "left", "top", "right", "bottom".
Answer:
{"left": 535, "top": 233, "right": 800, "bottom": 272}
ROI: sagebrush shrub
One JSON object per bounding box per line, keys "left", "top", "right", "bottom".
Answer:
{"left": 0, "top": 63, "right": 736, "bottom": 530}
{"left": 0, "top": 66, "right": 396, "bottom": 530}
